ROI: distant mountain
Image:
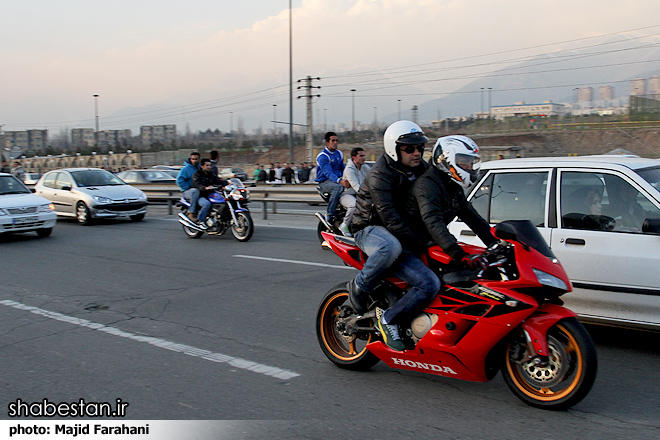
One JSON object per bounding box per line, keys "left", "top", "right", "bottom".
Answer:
{"left": 413, "top": 34, "right": 660, "bottom": 123}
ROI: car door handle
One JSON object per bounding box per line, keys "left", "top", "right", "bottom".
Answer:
{"left": 460, "top": 230, "right": 476, "bottom": 237}
{"left": 565, "top": 238, "right": 586, "bottom": 245}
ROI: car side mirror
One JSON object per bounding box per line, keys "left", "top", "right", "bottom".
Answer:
{"left": 642, "top": 218, "right": 660, "bottom": 235}
{"left": 30, "top": 188, "right": 36, "bottom": 193}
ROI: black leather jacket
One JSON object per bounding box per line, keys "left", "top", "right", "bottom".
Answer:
{"left": 413, "top": 166, "right": 496, "bottom": 260}
{"left": 351, "top": 153, "right": 429, "bottom": 253}
{"left": 193, "top": 170, "right": 228, "bottom": 198}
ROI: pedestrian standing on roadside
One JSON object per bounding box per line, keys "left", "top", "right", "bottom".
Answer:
{"left": 11, "top": 162, "right": 26, "bottom": 182}
{"left": 281, "top": 163, "right": 295, "bottom": 184}
{"left": 209, "top": 150, "right": 219, "bottom": 176}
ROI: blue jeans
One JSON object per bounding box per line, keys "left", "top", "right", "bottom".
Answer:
{"left": 197, "top": 197, "right": 212, "bottom": 221}
{"left": 183, "top": 188, "right": 200, "bottom": 214}
{"left": 354, "top": 225, "right": 441, "bottom": 325}
{"left": 319, "top": 179, "right": 344, "bottom": 218}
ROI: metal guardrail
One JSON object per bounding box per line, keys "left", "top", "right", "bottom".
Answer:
{"left": 137, "top": 185, "right": 324, "bottom": 220}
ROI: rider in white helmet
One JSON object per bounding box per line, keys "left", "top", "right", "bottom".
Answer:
{"left": 414, "top": 135, "right": 497, "bottom": 270}
{"left": 348, "top": 120, "right": 441, "bottom": 351}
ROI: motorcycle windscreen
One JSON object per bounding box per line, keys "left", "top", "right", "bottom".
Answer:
{"left": 498, "top": 220, "right": 555, "bottom": 259}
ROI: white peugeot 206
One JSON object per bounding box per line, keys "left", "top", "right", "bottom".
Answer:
{"left": 0, "top": 172, "right": 57, "bottom": 238}
{"left": 449, "top": 155, "right": 660, "bottom": 330}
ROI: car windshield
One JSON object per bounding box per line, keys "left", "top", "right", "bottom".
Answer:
{"left": 0, "top": 175, "right": 31, "bottom": 195}
{"left": 71, "top": 170, "right": 125, "bottom": 187}
{"left": 637, "top": 166, "right": 660, "bottom": 193}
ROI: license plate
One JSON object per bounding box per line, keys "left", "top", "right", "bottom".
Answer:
{"left": 13, "top": 216, "right": 38, "bottom": 225}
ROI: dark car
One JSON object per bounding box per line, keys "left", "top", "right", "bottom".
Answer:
{"left": 117, "top": 170, "right": 176, "bottom": 185}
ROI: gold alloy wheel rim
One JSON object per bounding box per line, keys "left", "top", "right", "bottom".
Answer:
{"left": 506, "top": 324, "right": 583, "bottom": 402}
{"left": 320, "top": 292, "right": 372, "bottom": 361}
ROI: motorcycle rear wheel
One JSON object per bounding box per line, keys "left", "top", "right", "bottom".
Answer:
{"left": 316, "top": 283, "right": 380, "bottom": 371}
{"left": 182, "top": 223, "right": 203, "bottom": 239}
{"left": 317, "top": 220, "right": 330, "bottom": 244}
{"left": 502, "top": 317, "right": 597, "bottom": 410}
{"left": 231, "top": 211, "right": 254, "bottom": 242}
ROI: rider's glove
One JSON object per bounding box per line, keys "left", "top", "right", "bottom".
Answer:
{"left": 462, "top": 253, "right": 489, "bottom": 271}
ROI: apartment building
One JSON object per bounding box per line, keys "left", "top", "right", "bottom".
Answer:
{"left": 3, "top": 129, "right": 48, "bottom": 153}
{"left": 141, "top": 124, "right": 176, "bottom": 148}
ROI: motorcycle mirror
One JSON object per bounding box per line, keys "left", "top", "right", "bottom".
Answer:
{"left": 494, "top": 222, "right": 517, "bottom": 241}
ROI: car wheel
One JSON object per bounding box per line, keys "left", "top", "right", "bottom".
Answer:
{"left": 36, "top": 228, "right": 52, "bottom": 238}
{"left": 76, "top": 202, "right": 93, "bottom": 225}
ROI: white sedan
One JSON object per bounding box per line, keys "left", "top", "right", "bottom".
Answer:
{"left": 0, "top": 173, "right": 57, "bottom": 237}
{"left": 449, "top": 155, "right": 660, "bottom": 330}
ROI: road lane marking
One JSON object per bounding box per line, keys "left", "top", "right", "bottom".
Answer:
{"left": 233, "top": 255, "right": 356, "bottom": 270}
{"left": 0, "top": 299, "right": 300, "bottom": 381}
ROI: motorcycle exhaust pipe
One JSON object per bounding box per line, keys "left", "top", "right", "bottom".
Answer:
{"left": 315, "top": 212, "right": 332, "bottom": 230}
{"left": 177, "top": 212, "right": 205, "bottom": 231}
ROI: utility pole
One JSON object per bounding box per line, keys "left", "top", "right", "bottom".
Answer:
{"left": 297, "top": 75, "right": 321, "bottom": 163}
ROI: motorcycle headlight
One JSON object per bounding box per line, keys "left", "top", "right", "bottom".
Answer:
{"left": 532, "top": 268, "right": 568, "bottom": 291}
{"left": 93, "top": 195, "right": 112, "bottom": 204}
{"left": 38, "top": 203, "right": 55, "bottom": 212}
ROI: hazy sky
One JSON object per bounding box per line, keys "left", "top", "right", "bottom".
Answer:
{"left": 2, "top": 0, "right": 659, "bottom": 133}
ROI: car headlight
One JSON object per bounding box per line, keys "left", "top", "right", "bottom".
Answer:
{"left": 38, "top": 203, "right": 55, "bottom": 212}
{"left": 0, "top": 208, "right": 7, "bottom": 216}
{"left": 93, "top": 196, "right": 113, "bottom": 204}
{"left": 532, "top": 268, "right": 568, "bottom": 291}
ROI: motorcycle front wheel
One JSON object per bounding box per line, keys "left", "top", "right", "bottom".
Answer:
{"left": 231, "top": 211, "right": 254, "bottom": 242}
{"left": 502, "top": 317, "right": 597, "bottom": 410}
{"left": 316, "top": 283, "right": 379, "bottom": 371}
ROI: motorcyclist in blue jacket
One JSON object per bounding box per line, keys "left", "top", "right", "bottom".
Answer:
{"left": 176, "top": 152, "right": 201, "bottom": 222}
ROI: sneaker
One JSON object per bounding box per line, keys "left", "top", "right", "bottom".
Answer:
{"left": 194, "top": 218, "right": 208, "bottom": 230}
{"left": 339, "top": 223, "right": 352, "bottom": 237}
{"left": 376, "top": 307, "right": 405, "bottom": 351}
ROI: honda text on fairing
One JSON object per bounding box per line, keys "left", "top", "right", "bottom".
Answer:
{"left": 316, "top": 220, "right": 597, "bottom": 410}
{"left": 177, "top": 178, "right": 254, "bottom": 241}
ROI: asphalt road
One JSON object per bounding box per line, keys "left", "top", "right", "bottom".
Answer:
{"left": 1, "top": 210, "right": 659, "bottom": 439}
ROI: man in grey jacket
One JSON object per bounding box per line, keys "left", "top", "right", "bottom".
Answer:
{"left": 338, "top": 147, "right": 370, "bottom": 236}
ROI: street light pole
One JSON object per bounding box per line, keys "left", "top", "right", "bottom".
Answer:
{"left": 93, "top": 94, "right": 99, "bottom": 150}
{"left": 397, "top": 99, "right": 401, "bottom": 120}
{"left": 351, "top": 89, "right": 356, "bottom": 132}
{"left": 272, "top": 104, "right": 277, "bottom": 136}
{"left": 288, "top": 0, "right": 294, "bottom": 163}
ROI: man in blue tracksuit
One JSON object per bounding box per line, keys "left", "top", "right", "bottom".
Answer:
{"left": 176, "top": 152, "right": 201, "bottom": 222}
{"left": 315, "top": 132, "right": 349, "bottom": 221}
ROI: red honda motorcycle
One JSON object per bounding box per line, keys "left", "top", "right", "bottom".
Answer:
{"left": 316, "top": 220, "right": 597, "bottom": 410}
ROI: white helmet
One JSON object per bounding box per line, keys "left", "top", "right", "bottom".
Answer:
{"left": 383, "top": 120, "right": 428, "bottom": 161}
{"left": 432, "top": 135, "right": 481, "bottom": 189}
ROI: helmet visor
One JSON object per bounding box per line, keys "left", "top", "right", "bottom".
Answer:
{"left": 396, "top": 131, "right": 429, "bottom": 145}
{"left": 455, "top": 153, "right": 480, "bottom": 172}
